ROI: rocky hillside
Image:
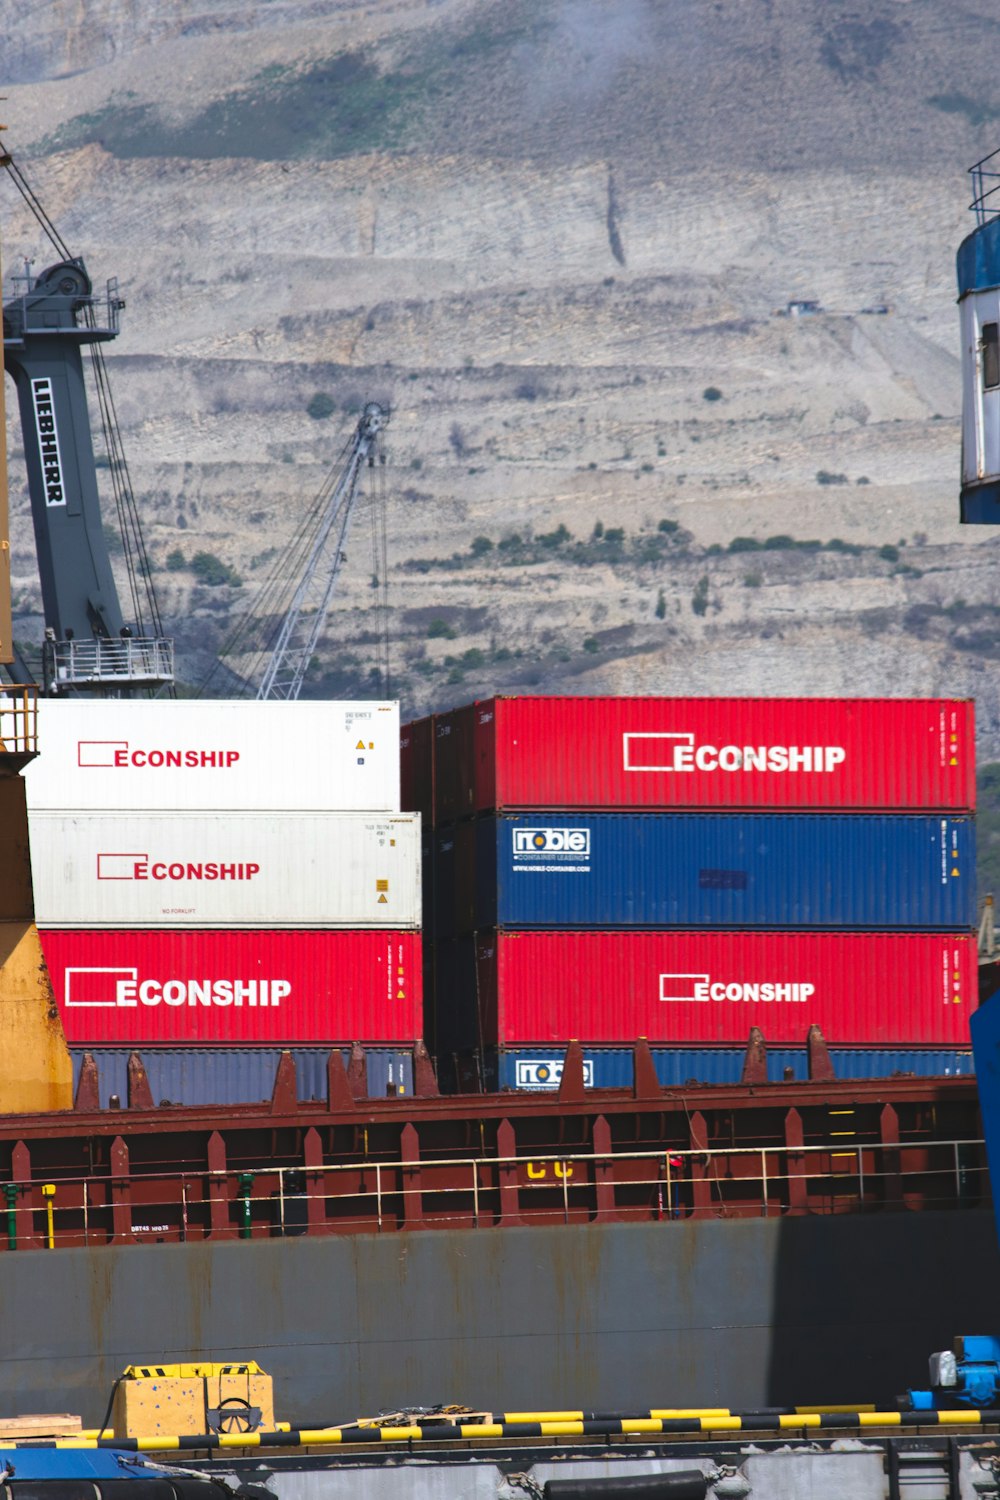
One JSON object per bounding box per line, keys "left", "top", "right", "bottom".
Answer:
{"left": 5, "top": 0, "right": 1000, "bottom": 753}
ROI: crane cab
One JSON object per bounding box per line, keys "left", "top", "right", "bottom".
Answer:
{"left": 959, "top": 152, "right": 1000, "bottom": 523}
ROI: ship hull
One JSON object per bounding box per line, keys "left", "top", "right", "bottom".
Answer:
{"left": 7, "top": 1211, "right": 998, "bottom": 1422}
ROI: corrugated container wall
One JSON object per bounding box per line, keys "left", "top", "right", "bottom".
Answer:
{"left": 23, "top": 699, "right": 400, "bottom": 811}
{"left": 29, "top": 812, "right": 421, "bottom": 929}
{"left": 433, "top": 697, "right": 975, "bottom": 817}
{"left": 38, "top": 929, "right": 422, "bottom": 1045}
{"left": 494, "top": 1047, "right": 976, "bottom": 1092}
{"left": 433, "top": 813, "right": 974, "bottom": 934}
{"left": 71, "top": 1048, "right": 415, "bottom": 1107}
{"left": 434, "top": 930, "right": 976, "bottom": 1050}
{"left": 400, "top": 716, "right": 434, "bottom": 822}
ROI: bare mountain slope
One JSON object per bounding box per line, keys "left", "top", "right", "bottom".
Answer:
{"left": 3, "top": 0, "right": 1000, "bottom": 749}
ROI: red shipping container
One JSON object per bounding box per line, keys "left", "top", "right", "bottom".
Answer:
{"left": 461, "top": 930, "right": 976, "bottom": 1047}
{"left": 400, "top": 716, "right": 435, "bottom": 821}
{"left": 435, "top": 697, "right": 975, "bottom": 817}
{"left": 38, "top": 929, "right": 422, "bottom": 1046}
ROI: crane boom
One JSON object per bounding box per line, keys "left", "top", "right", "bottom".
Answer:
{"left": 256, "top": 401, "right": 387, "bottom": 701}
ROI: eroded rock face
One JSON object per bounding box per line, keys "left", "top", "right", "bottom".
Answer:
{"left": 2, "top": 0, "right": 999, "bottom": 749}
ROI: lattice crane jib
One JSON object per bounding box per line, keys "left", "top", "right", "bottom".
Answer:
{"left": 256, "top": 401, "right": 389, "bottom": 702}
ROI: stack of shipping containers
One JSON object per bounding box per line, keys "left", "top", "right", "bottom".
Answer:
{"left": 403, "top": 696, "right": 978, "bottom": 1091}
{"left": 25, "top": 699, "right": 422, "bottom": 1103}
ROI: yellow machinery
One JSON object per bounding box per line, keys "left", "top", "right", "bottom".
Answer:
{"left": 0, "top": 122, "right": 72, "bottom": 1113}
{"left": 0, "top": 127, "right": 12, "bottom": 660}
{"left": 110, "top": 1363, "right": 276, "bottom": 1439}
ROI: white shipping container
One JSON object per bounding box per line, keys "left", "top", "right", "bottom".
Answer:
{"left": 28, "top": 811, "right": 421, "bottom": 928}
{"left": 23, "top": 699, "right": 400, "bottom": 812}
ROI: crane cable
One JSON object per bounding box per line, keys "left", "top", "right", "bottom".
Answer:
{"left": 1, "top": 143, "right": 173, "bottom": 693}
{"left": 200, "top": 423, "right": 363, "bottom": 699}
{"left": 202, "top": 411, "right": 390, "bottom": 700}
{"left": 368, "top": 446, "right": 391, "bottom": 697}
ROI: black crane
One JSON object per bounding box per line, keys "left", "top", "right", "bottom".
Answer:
{"left": 1, "top": 143, "right": 173, "bottom": 695}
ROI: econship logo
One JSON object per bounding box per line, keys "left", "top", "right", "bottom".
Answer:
{"left": 31, "top": 377, "right": 66, "bottom": 507}
{"left": 623, "top": 732, "right": 845, "bottom": 774}
{"left": 659, "top": 973, "right": 815, "bottom": 1004}
{"left": 77, "top": 742, "right": 240, "bottom": 769}
{"left": 96, "top": 854, "right": 260, "bottom": 882}
{"left": 64, "top": 967, "right": 289, "bottom": 1008}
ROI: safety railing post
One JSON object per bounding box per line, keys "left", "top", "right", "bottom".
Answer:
{"left": 237, "top": 1172, "right": 255, "bottom": 1239}
{"left": 760, "top": 1150, "right": 768, "bottom": 1217}
{"left": 472, "top": 1162, "right": 479, "bottom": 1229}
{"left": 3, "top": 1183, "right": 17, "bottom": 1250}
{"left": 376, "top": 1162, "right": 383, "bottom": 1231}
{"left": 858, "top": 1148, "right": 865, "bottom": 1206}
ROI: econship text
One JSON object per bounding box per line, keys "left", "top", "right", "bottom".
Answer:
{"left": 115, "top": 978, "right": 289, "bottom": 1007}
{"left": 624, "top": 732, "right": 846, "bottom": 773}
{"left": 78, "top": 741, "right": 241, "bottom": 769}
{"left": 97, "top": 854, "right": 260, "bottom": 881}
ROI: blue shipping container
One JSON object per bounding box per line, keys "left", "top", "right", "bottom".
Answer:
{"left": 434, "top": 813, "right": 975, "bottom": 934}
{"left": 493, "top": 1046, "right": 975, "bottom": 1092}
{"left": 70, "top": 1048, "right": 414, "bottom": 1107}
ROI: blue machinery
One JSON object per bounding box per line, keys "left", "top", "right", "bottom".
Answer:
{"left": 902, "top": 152, "right": 1000, "bottom": 1413}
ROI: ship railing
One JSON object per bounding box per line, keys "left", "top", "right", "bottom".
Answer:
{"left": 0, "top": 685, "right": 38, "bottom": 760}
{"left": 42, "top": 636, "right": 174, "bottom": 693}
{"left": 0, "top": 1136, "right": 989, "bottom": 1250}
{"left": 971, "top": 146, "right": 1000, "bottom": 226}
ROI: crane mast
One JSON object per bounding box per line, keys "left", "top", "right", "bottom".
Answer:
{"left": 2, "top": 140, "right": 173, "bottom": 697}
{"left": 256, "top": 401, "right": 387, "bottom": 701}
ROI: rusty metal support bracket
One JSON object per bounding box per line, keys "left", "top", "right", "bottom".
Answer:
{"left": 270, "top": 1052, "right": 298, "bottom": 1114}
{"left": 326, "top": 1049, "right": 355, "bottom": 1110}
{"left": 207, "top": 1130, "right": 233, "bottom": 1239}
{"left": 592, "top": 1114, "right": 616, "bottom": 1221}
{"left": 558, "top": 1040, "right": 587, "bottom": 1105}
{"left": 741, "top": 1028, "right": 768, "bottom": 1086}
{"left": 784, "top": 1107, "right": 809, "bottom": 1215}
{"left": 11, "top": 1140, "right": 37, "bottom": 1248}
{"left": 74, "top": 1053, "right": 100, "bottom": 1112}
{"left": 496, "top": 1118, "right": 521, "bottom": 1226}
{"left": 303, "top": 1126, "right": 326, "bottom": 1232}
{"left": 688, "top": 1110, "right": 713, "bottom": 1219}
{"left": 879, "top": 1102, "right": 904, "bottom": 1210}
{"left": 127, "top": 1052, "right": 155, "bottom": 1111}
{"left": 110, "top": 1135, "right": 133, "bottom": 1243}
{"left": 400, "top": 1121, "right": 422, "bottom": 1228}
{"left": 632, "top": 1038, "right": 661, "bottom": 1099}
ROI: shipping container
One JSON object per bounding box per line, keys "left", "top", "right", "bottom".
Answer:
{"left": 400, "top": 717, "right": 434, "bottom": 822}
{"left": 38, "top": 928, "right": 422, "bottom": 1045}
{"left": 433, "top": 697, "right": 975, "bottom": 818}
{"left": 23, "top": 699, "right": 400, "bottom": 812}
{"left": 492, "top": 1046, "right": 975, "bottom": 1092}
{"left": 29, "top": 811, "right": 421, "bottom": 929}
{"left": 432, "top": 930, "right": 976, "bottom": 1050}
{"left": 433, "top": 813, "right": 974, "bottom": 935}
{"left": 70, "top": 1048, "right": 415, "bottom": 1107}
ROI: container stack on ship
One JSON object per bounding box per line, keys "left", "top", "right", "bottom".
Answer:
{"left": 403, "top": 696, "right": 979, "bottom": 1092}
{"left": 23, "top": 698, "right": 423, "bottom": 1103}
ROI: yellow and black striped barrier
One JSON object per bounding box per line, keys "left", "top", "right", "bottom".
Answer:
{"left": 11, "top": 1409, "right": 1000, "bottom": 1451}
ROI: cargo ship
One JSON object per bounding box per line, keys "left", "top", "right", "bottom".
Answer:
{"left": 0, "top": 687, "right": 986, "bottom": 1429}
